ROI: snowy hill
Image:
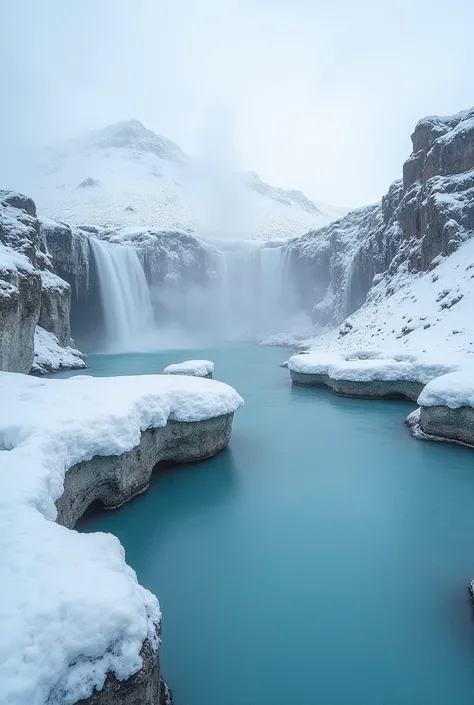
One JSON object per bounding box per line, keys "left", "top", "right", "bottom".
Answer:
{"left": 2, "top": 120, "right": 344, "bottom": 240}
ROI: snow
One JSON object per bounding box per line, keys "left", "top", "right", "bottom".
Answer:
{"left": 288, "top": 349, "right": 458, "bottom": 384}
{"left": 0, "top": 371, "right": 243, "bottom": 704}
{"left": 32, "top": 326, "right": 86, "bottom": 375}
{"left": 163, "top": 359, "right": 214, "bottom": 376}
{"left": 40, "top": 269, "right": 70, "bottom": 291}
{"left": 0, "top": 241, "right": 33, "bottom": 275}
{"left": 418, "top": 371, "right": 474, "bottom": 409}
{"left": 303, "top": 237, "right": 474, "bottom": 362}
{"left": 1, "top": 120, "right": 345, "bottom": 240}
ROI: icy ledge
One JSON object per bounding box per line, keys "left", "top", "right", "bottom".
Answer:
{"left": 407, "top": 371, "right": 474, "bottom": 448}
{"left": 287, "top": 349, "right": 457, "bottom": 401}
{"left": 0, "top": 372, "right": 243, "bottom": 705}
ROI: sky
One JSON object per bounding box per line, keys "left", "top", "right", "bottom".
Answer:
{"left": 1, "top": 0, "right": 473, "bottom": 208}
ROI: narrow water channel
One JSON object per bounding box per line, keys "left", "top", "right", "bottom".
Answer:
{"left": 70, "top": 345, "right": 474, "bottom": 705}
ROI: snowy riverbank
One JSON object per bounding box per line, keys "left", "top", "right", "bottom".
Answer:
{"left": 0, "top": 372, "right": 243, "bottom": 705}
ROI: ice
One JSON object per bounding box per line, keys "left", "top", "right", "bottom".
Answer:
{"left": 0, "top": 371, "right": 243, "bottom": 704}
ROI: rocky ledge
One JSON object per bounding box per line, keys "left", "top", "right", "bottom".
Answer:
{"left": 57, "top": 413, "right": 233, "bottom": 528}
{"left": 287, "top": 349, "right": 455, "bottom": 402}
{"left": 0, "top": 372, "right": 243, "bottom": 705}
{"left": 290, "top": 368, "right": 424, "bottom": 401}
{"left": 406, "top": 371, "right": 474, "bottom": 448}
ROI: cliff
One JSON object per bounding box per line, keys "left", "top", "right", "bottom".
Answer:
{"left": 285, "top": 107, "right": 474, "bottom": 330}
{"left": 0, "top": 192, "right": 83, "bottom": 373}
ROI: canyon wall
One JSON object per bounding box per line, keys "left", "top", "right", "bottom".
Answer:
{"left": 285, "top": 108, "right": 474, "bottom": 329}
{"left": 0, "top": 191, "right": 74, "bottom": 372}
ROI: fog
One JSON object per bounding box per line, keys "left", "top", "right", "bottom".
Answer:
{"left": 1, "top": 0, "right": 473, "bottom": 206}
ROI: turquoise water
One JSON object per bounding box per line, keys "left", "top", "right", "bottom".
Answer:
{"left": 73, "top": 346, "right": 474, "bottom": 705}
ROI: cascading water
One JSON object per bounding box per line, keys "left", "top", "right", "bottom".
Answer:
{"left": 207, "top": 241, "right": 304, "bottom": 341}
{"left": 89, "top": 238, "right": 155, "bottom": 352}
{"left": 260, "top": 246, "right": 285, "bottom": 333}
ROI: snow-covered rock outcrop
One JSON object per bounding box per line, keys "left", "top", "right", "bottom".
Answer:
{"left": 286, "top": 108, "right": 474, "bottom": 335}
{"left": 288, "top": 349, "right": 457, "bottom": 401}
{"left": 407, "top": 370, "right": 474, "bottom": 448}
{"left": 0, "top": 192, "right": 78, "bottom": 373}
{"left": 0, "top": 371, "right": 243, "bottom": 705}
{"left": 163, "top": 360, "right": 214, "bottom": 378}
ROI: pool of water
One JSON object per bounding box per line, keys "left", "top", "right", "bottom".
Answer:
{"left": 71, "top": 345, "right": 474, "bottom": 705}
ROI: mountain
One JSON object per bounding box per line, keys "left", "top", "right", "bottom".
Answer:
{"left": 2, "top": 120, "right": 345, "bottom": 240}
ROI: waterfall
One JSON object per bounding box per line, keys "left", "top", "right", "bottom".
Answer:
{"left": 89, "top": 238, "right": 155, "bottom": 352}
{"left": 260, "top": 246, "right": 284, "bottom": 334}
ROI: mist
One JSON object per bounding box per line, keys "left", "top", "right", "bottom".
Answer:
{"left": 1, "top": 0, "right": 473, "bottom": 208}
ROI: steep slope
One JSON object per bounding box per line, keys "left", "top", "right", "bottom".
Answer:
{"left": 287, "top": 107, "right": 474, "bottom": 351}
{"left": 3, "top": 120, "right": 343, "bottom": 239}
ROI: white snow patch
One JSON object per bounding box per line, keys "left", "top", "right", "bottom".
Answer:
{"left": 40, "top": 269, "right": 70, "bottom": 291}
{"left": 163, "top": 359, "right": 214, "bottom": 377}
{"left": 0, "top": 241, "right": 33, "bottom": 275}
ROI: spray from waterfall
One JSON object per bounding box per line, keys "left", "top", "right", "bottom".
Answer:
{"left": 89, "top": 238, "right": 155, "bottom": 352}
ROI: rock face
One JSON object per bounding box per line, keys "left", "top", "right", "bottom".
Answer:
{"left": 0, "top": 264, "right": 41, "bottom": 373}
{"left": 419, "top": 405, "right": 474, "bottom": 447}
{"left": 39, "top": 271, "right": 72, "bottom": 346}
{"left": 285, "top": 108, "right": 474, "bottom": 327}
{"left": 290, "top": 369, "right": 423, "bottom": 401}
{"left": 0, "top": 193, "right": 44, "bottom": 372}
{"left": 40, "top": 218, "right": 90, "bottom": 300}
{"left": 56, "top": 414, "right": 234, "bottom": 527}
{"left": 0, "top": 192, "right": 80, "bottom": 373}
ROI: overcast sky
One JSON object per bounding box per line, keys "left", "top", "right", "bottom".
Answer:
{"left": 1, "top": 0, "right": 473, "bottom": 207}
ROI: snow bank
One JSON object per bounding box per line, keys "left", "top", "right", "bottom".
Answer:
{"left": 163, "top": 359, "right": 214, "bottom": 377}
{"left": 0, "top": 372, "right": 243, "bottom": 704}
{"left": 31, "top": 326, "right": 86, "bottom": 375}
{"left": 418, "top": 371, "right": 474, "bottom": 409}
{"left": 288, "top": 349, "right": 457, "bottom": 384}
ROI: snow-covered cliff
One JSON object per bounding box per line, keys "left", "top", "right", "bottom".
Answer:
{"left": 286, "top": 107, "right": 474, "bottom": 350}
{"left": 0, "top": 192, "right": 84, "bottom": 373}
